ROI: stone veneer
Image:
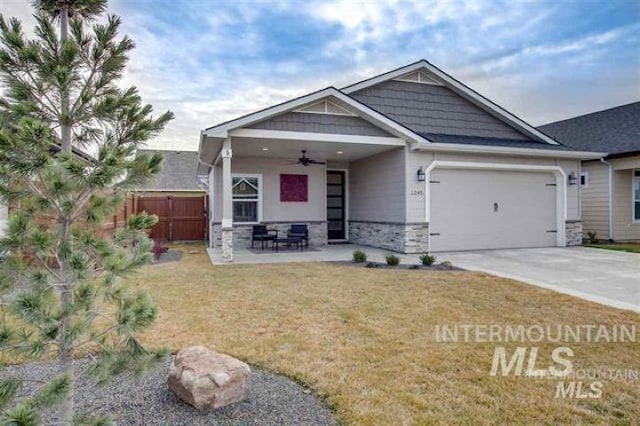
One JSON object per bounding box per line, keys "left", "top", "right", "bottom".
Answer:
{"left": 212, "top": 221, "right": 328, "bottom": 249}
{"left": 565, "top": 220, "right": 583, "bottom": 247}
{"left": 348, "top": 221, "right": 430, "bottom": 253}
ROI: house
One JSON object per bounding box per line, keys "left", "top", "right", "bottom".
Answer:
{"left": 539, "top": 102, "right": 640, "bottom": 242}
{"left": 197, "top": 60, "right": 604, "bottom": 261}
{"left": 134, "top": 149, "right": 205, "bottom": 196}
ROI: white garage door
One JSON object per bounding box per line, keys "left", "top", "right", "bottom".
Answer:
{"left": 0, "top": 203, "right": 7, "bottom": 238}
{"left": 430, "top": 169, "right": 557, "bottom": 252}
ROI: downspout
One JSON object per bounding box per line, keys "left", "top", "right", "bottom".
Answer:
{"left": 600, "top": 158, "right": 614, "bottom": 241}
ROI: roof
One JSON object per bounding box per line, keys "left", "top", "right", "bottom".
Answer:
{"left": 421, "top": 133, "right": 577, "bottom": 151}
{"left": 136, "top": 150, "right": 203, "bottom": 191}
{"left": 538, "top": 102, "right": 640, "bottom": 155}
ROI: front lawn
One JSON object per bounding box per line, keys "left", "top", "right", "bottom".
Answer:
{"left": 129, "top": 245, "right": 639, "bottom": 425}
{"left": 586, "top": 242, "right": 640, "bottom": 254}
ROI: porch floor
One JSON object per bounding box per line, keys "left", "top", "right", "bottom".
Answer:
{"left": 207, "top": 243, "right": 401, "bottom": 265}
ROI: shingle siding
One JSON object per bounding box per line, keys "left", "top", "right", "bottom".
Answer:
{"left": 248, "top": 112, "right": 393, "bottom": 137}
{"left": 350, "top": 80, "right": 530, "bottom": 140}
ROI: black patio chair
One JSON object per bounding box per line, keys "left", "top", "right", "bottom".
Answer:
{"left": 251, "top": 225, "right": 277, "bottom": 249}
{"left": 287, "top": 224, "right": 309, "bottom": 248}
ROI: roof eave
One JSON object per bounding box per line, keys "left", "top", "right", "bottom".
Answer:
{"left": 411, "top": 142, "right": 607, "bottom": 159}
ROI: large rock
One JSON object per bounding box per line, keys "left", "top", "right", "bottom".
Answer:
{"left": 168, "top": 346, "right": 251, "bottom": 410}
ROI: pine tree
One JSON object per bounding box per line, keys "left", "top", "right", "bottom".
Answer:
{"left": 0, "top": 0, "right": 174, "bottom": 423}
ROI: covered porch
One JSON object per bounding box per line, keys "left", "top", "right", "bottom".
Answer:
{"left": 206, "top": 242, "right": 401, "bottom": 265}
{"left": 198, "top": 128, "right": 405, "bottom": 262}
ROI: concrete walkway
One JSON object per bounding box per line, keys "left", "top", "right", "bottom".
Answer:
{"left": 444, "top": 247, "right": 640, "bottom": 312}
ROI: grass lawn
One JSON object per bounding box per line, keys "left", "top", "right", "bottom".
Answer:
{"left": 129, "top": 245, "right": 639, "bottom": 425}
{"left": 586, "top": 242, "right": 640, "bottom": 254}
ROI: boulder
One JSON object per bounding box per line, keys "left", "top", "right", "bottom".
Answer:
{"left": 168, "top": 346, "right": 250, "bottom": 410}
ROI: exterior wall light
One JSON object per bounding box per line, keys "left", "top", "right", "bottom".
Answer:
{"left": 417, "top": 167, "right": 426, "bottom": 182}
{"left": 568, "top": 172, "right": 577, "bottom": 186}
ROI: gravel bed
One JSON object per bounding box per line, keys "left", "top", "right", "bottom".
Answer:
{"left": 2, "top": 358, "right": 337, "bottom": 425}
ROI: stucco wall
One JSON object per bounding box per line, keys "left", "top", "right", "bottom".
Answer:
{"left": 212, "top": 157, "right": 326, "bottom": 223}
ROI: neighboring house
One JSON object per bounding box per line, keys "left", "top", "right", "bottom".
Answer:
{"left": 197, "top": 59, "right": 603, "bottom": 261}
{"left": 540, "top": 102, "right": 640, "bottom": 242}
{"left": 135, "top": 149, "right": 205, "bottom": 196}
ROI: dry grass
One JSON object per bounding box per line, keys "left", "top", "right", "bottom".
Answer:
{"left": 128, "top": 245, "right": 639, "bottom": 425}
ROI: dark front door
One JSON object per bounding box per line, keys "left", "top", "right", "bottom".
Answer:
{"left": 326, "top": 171, "right": 345, "bottom": 240}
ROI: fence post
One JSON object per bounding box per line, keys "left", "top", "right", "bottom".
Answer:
{"left": 168, "top": 195, "right": 173, "bottom": 242}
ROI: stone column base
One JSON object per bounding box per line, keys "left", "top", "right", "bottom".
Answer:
{"left": 221, "top": 228, "right": 233, "bottom": 262}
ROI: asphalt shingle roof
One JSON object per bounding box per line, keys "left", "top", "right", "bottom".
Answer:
{"left": 421, "top": 133, "right": 577, "bottom": 151}
{"left": 538, "top": 102, "right": 640, "bottom": 155}
{"left": 135, "top": 150, "right": 202, "bottom": 191}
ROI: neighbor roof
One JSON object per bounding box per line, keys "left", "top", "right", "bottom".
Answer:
{"left": 539, "top": 102, "right": 640, "bottom": 156}
{"left": 136, "top": 150, "right": 202, "bottom": 191}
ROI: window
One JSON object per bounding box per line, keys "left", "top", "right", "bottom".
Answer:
{"left": 580, "top": 172, "right": 589, "bottom": 188}
{"left": 232, "top": 175, "right": 261, "bottom": 223}
{"left": 634, "top": 170, "right": 640, "bottom": 222}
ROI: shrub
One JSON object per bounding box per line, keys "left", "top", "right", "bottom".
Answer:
{"left": 352, "top": 249, "right": 367, "bottom": 263}
{"left": 419, "top": 253, "right": 437, "bottom": 266}
{"left": 441, "top": 261, "right": 453, "bottom": 270}
{"left": 365, "top": 262, "right": 379, "bottom": 268}
{"left": 586, "top": 231, "right": 598, "bottom": 244}
{"left": 152, "top": 240, "right": 169, "bottom": 260}
{"left": 385, "top": 255, "right": 401, "bottom": 266}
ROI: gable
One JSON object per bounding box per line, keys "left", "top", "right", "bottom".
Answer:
{"left": 248, "top": 111, "right": 394, "bottom": 137}
{"left": 350, "top": 79, "right": 532, "bottom": 141}
{"left": 295, "top": 99, "right": 355, "bottom": 116}
{"left": 394, "top": 70, "right": 442, "bottom": 86}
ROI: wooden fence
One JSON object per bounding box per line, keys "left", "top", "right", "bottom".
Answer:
{"left": 134, "top": 195, "right": 208, "bottom": 242}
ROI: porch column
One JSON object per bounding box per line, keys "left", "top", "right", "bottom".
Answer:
{"left": 221, "top": 138, "right": 233, "bottom": 262}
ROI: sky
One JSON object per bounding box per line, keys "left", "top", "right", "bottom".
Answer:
{"left": 2, "top": 0, "right": 639, "bottom": 151}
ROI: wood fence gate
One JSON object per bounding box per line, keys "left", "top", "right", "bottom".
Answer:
{"left": 135, "top": 195, "right": 208, "bottom": 242}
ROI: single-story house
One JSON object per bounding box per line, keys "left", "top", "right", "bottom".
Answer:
{"left": 134, "top": 149, "right": 205, "bottom": 196}
{"left": 197, "top": 59, "right": 604, "bottom": 261}
{"left": 539, "top": 102, "right": 640, "bottom": 242}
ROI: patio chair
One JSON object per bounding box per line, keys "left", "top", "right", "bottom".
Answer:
{"left": 287, "top": 224, "right": 309, "bottom": 248}
{"left": 251, "top": 225, "right": 277, "bottom": 249}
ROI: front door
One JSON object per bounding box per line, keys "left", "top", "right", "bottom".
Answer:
{"left": 326, "top": 171, "right": 345, "bottom": 240}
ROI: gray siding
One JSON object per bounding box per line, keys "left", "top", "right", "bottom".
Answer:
{"left": 349, "top": 148, "right": 406, "bottom": 222}
{"left": 613, "top": 167, "right": 640, "bottom": 240}
{"left": 580, "top": 161, "right": 611, "bottom": 239}
{"left": 249, "top": 112, "right": 393, "bottom": 137}
{"left": 351, "top": 80, "right": 530, "bottom": 140}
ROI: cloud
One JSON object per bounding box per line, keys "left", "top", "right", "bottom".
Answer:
{"left": 1, "top": 0, "right": 639, "bottom": 150}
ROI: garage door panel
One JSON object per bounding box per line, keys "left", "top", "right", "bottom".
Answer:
{"left": 430, "top": 169, "right": 556, "bottom": 252}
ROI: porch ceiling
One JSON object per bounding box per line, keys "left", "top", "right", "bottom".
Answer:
{"left": 208, "top": 135, "right": 403, "bottom": 163}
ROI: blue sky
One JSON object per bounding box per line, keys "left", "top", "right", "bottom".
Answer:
{"left": 3, "top": 0, "right": 640, "bottom": 150}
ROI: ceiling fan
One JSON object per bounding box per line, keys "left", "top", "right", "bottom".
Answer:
{"left": 296, "top": 150, "right": 325, "bottom": 167}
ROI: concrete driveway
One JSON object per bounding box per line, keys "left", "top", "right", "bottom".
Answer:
{"left": 444, "top": 247, "right": 640, "bottom": 312}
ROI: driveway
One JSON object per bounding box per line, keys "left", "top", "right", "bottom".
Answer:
{"left": 444, "top": 247, "right": 640, "bottom": 312}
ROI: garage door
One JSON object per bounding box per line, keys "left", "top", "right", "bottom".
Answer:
{"left": 430, "top": 169, "right": 557, "bottom": 252}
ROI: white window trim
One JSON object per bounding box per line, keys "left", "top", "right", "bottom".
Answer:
{"left": 231, "top": 173, "right": 263, "bottom": 224}
{"left": 580, "top": 171, "right": 589, "bottom": 188}
{"left": 633, "top": 169, "right": 640, "bottom": 223}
